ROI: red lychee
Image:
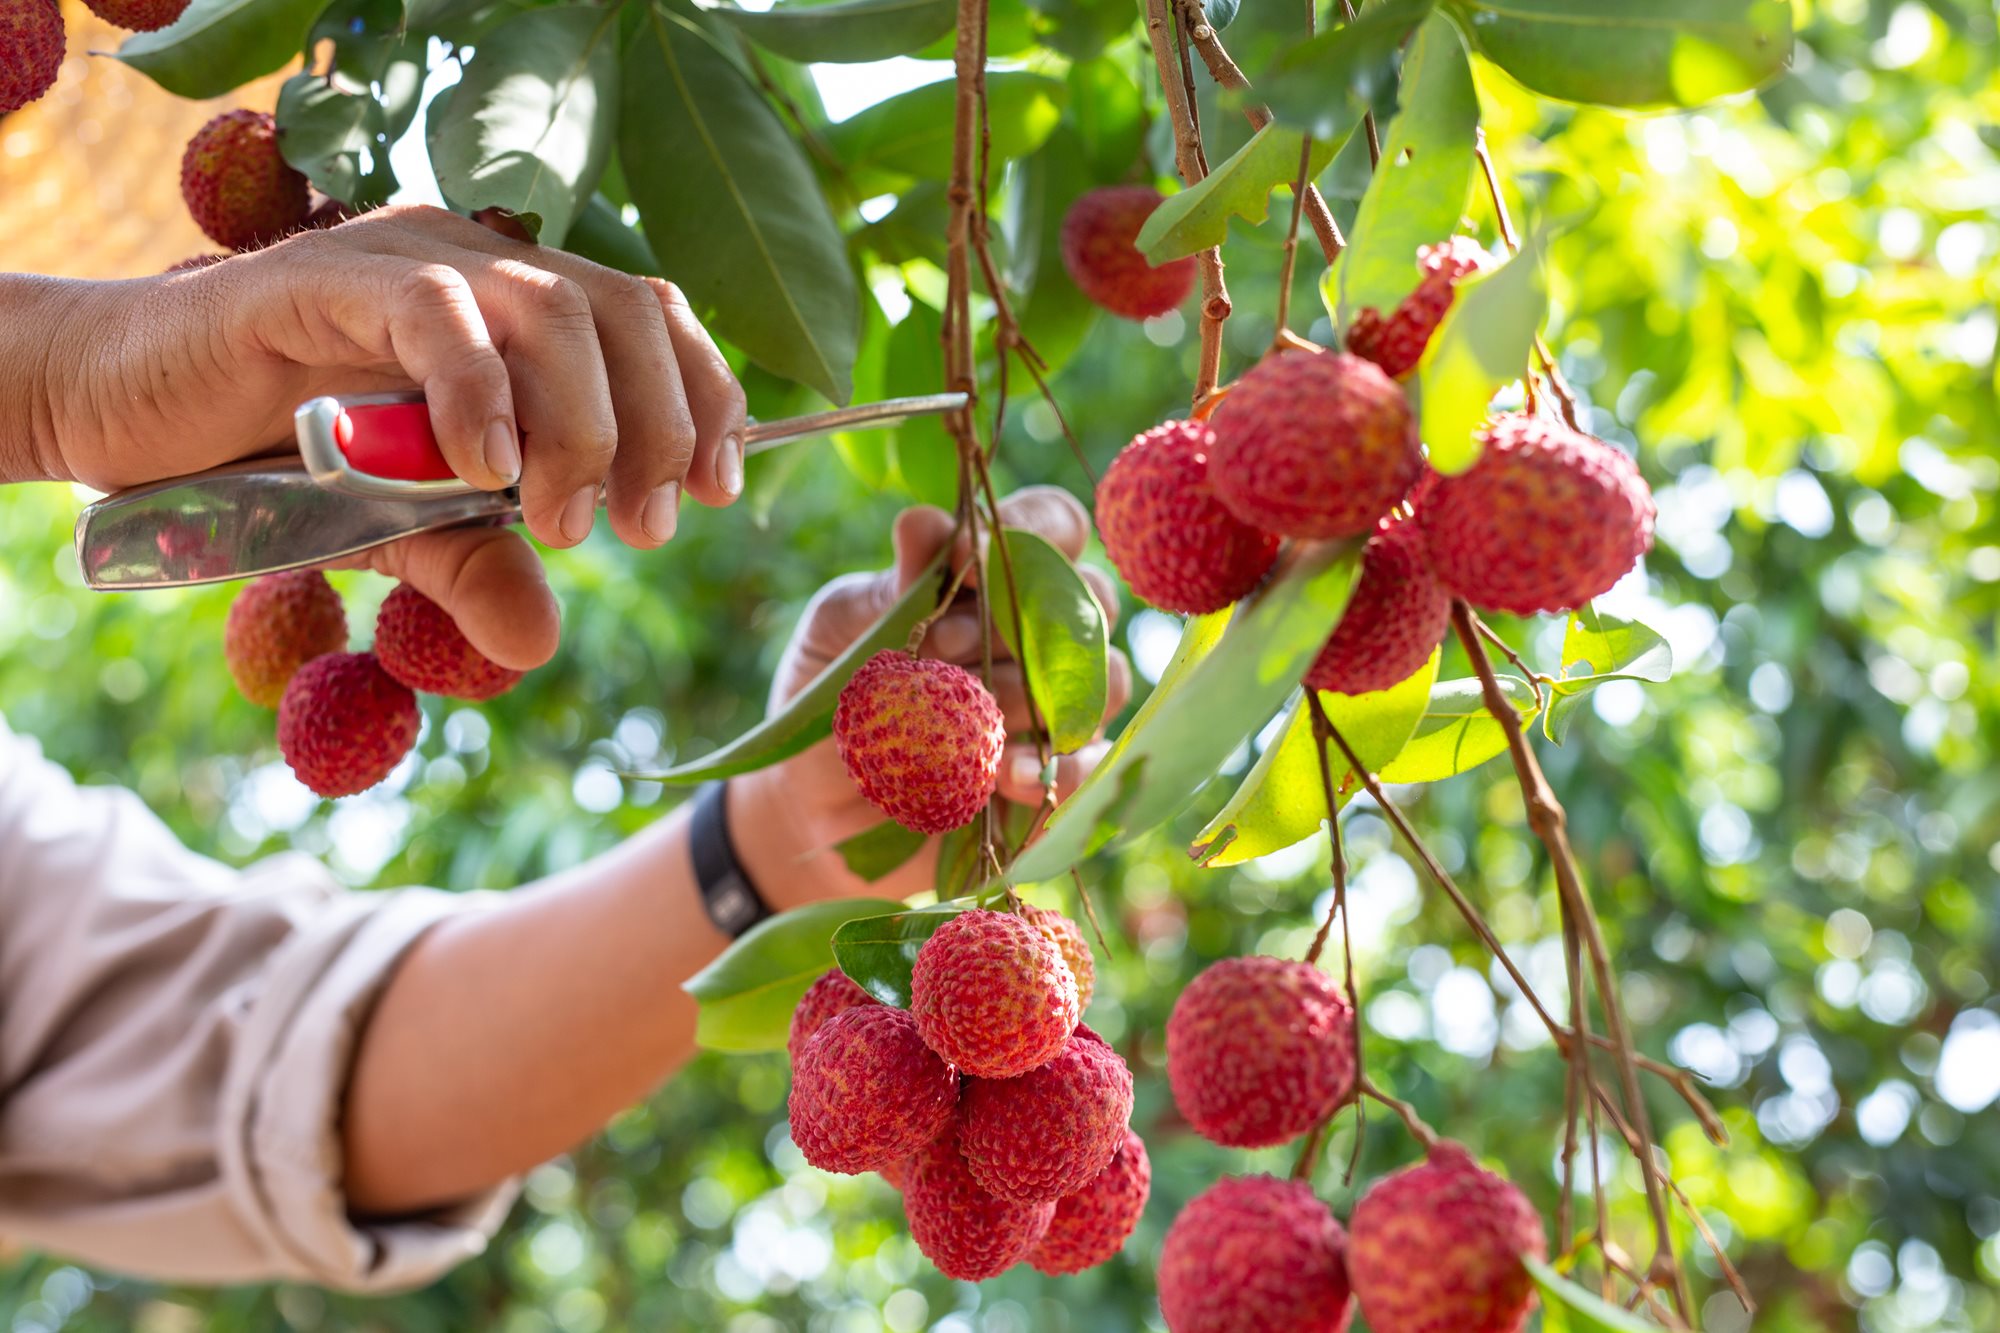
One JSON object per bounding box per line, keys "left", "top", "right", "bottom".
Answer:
{"left": 1418, "top": 413, "right": 1655, "bottom": 616}
{"left": 225, "top": 570, "right": 349, "bottom": 708}
{"left": 788, "top": 969, "right": 878, "bottom": 1064}
{"left": 1019, "top": 902, "right": 1096, "bottom": 1011}
{"left": 960, "top": 1024, "right": 1133, "bottom": 1204}
{"left": 910, "top": 908, "right": 1079, "bottom": 1079}
{"left": 373, "top": 583, "right": 523, "bottom": 701}
{"left": 181, "top": 110, "right": 312, "bottom": 251}
{"left": 83, "top": 0, "right": 188, "bottom": 30}
{"left": 1060, "top": 184, "right": 1197, "bottom": 322}
{"left": 1028, "top": 1128, "right": 1151, "bottom": 1276}
{"left": 1304, "top": 503, "right": 1449, "bottom": 695}
{"left": 1158, "top": 1175, "right": 1354, "bottom": 1333}
{"left": 1096, "top": 419, "right": 1280, "bottom": 615}
{"left": 879, "top": 1153, "right": 915, "bottom": 1192}
{"left": 787, "top": 1005, "right": 959, "bottom": 1175}
{"left": 1208, "top": 350, "right": 1422, "bottom": 541}
{"left": 1, "top": 0, "right": 63, "bottom": 116}
{"left": 1166, "top": 955, "right": 1355, "bottom": 1149}
{"left": 833, "top": 651, "right": 1006, "bottom": 834}
{"left": 1347, "top": 1141, "right": 1547, "bottom": 1333}
{"left": 1346, "top": 236, "right": 1495, "bottom": 379}
{"left": 277, "top": 652, "right": 420, "bottom": 798}
{"left": 903, "top": 1133, "right": 1056, "bottom": 1281}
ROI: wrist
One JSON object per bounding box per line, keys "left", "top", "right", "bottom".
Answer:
{"left": 727, "top": 768, "right": 842, "bottom": 914}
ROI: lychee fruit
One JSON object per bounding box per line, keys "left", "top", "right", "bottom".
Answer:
{"left": 1096, "top": 419, "right": 1280, "bottom": 615}
{"left": 1347, "top": 1141, "right": 1547, "bottom": 1333}
{"left": 1418, "top": 413, "right": 1655, "bottom": 616}
{"left": 833, "top": 651, "right": 1005, "bottom": 834}
{"left": 1166, "top": 955, "right": 1356, "bottom": 1148}
{"left": 1059, "top": 184, "right": 1196, "bottom": 322}
{"left": 373, "top": 583, "right": 523, "bottom": 701}
{"left": 879, "top": 1153, "right": 916, "bottom": 1192}
{"left": 277, "top": 651, "right": 420, "bottom": 798}
{"left": 787, "top": 968, "right": 877, "bottom": 1064}
{"left": 1020, "top": 902, "right": 1096, "bottom": 1011}
{"left": 181, "top": 110, "right": 312, "bottom": 251}
{"left": 960, "top": 1024, "right": 1133, "bottom": 1204}
{"left": 1303, "top": 503, "right": 1449, "bottom": 695}
{"left": 1158, "top": 1175, "right": 1354, "bottom": 1333}
{"left": 903, "top": 1132, "right": 1056, "bottom": 1281}
{"left": 224, "top": 570, "right": 349, "bottom": 707}
{"left": 83, "top": 0, "right": 188, "bottom": 31}
{"left": 1, "top": 0, "right": 63, "bottom": 116}
{"left": 1346, "top": 236, "right": 1494, "bottom": 379}
{"left": 1208, "top": 350, "right": 1422, "bottom": 541}
{"left": 787, "top": 1005, "right": 958, "bottom": 1175}
{"left": 910, "top": 908, "right": 1078, "bottom": 1079}
{"left": 1028, "top": 1128, "right": 1151, "bottom": 1276}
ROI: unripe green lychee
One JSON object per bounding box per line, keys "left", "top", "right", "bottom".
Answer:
{"left": 1158, "top": 1175, "right": 1354, "bottom": 1333}
{"left": 960, "top": 1024, "right": 1133, "bottom": 1204}
{"left": 833, "top": 651, "right": 1006, "bottom": 834}
{"left": 181, "top": 110, "right": 312, "bottom": 251}
{"left": 787, "top": 1005, "right": 958, "bottom": 1175}
{"left": 910, "top": 908, "right": 1078, "bottom": 1079}
{"left": 1347, "top": 1141, "right": 1547, "bottom": 1333}
{"left": 225, "top": 570, "right": 349, "bottom": 707}
{"left": 1166, "top": 955, "right": 1355, "bottom": 1148}
{"left": 787, "top": 968, "right": 876, "bottom": 1064}
{"left": 1019, "top": 902, "right": 1096, "bottom": 1011}
{"left": 1060, "top": 185, "right": 1196, "bottom": 322}
{"left": 277, "top": 652, "right": 420, "bottom": 798}
{"left": 1096, "top": 419, "right": 1280, "bottom": 615}
{"left": 1418, "top": 413, "right": 1655, "bottom": 616}
{"left": 1, "top": 0, "right": 63, "bottom": 115}
{"left": 1346, "top": 236, "right": 1494, "bottom": 379}
{"left": 1028, "top": 1128, "right": 1150, "bottom": 1276}
{"left": 83, "top": 0, "right": 188, "bottom": 31}
{"left": 1208, "top": 351, "right": 1422, "bottom": 541}
{"left": 1304, "top": 504, "right": 1449, "bottom": 696}
{"left": 374, "top": 583, "right": 523, "bottom": 701}
{"left": 903, "top": 1133, "right": 1055, "bottom": 1281}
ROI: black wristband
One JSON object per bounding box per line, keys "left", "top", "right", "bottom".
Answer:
{"left": 690, "top": 781, "right": 774, "bottom": 939}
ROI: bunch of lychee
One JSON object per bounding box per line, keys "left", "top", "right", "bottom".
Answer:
{"left": 223, "top": 572, "right": 524, "bottom": 798}
{"left": 785, "top": 905, "right": 1149, "bottom": 1281}
{"left": 1096, "top": 237, "right": 1657, "bottom": 697}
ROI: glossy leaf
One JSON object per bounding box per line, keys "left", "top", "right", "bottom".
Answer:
{"left": 990, "top": 529, "right": 1110, "bottom": 755}
{"left": 1377, "top": 675, "right": 1540, "bottom": 784}
{"left": 710, "top": 0, "right": 956, "bottom": 63}
{"left": 277, "top": 71, "right": 394, "bottom": 207}
{"left": 835, "top": 820, "right": 928, "bottom": 882}
{"left": 1135, "top": 125, "right": 1339, "bottom": 265}
{"left": 1416, "top": 229, "right": 1550, "bottom": 474}
{"left": 1544, "top": 608, "right": 1673, "bottom": 742}
{"left": 826, "top": 73, "right": 1067, "bottom": 192}
{"left": 831, "top": 903, "right": 971, "bottom": 1005}
{"left": 116, "top": 0, "right": 326, "bottom": 99}
{"left": 685, "top": 896, "right": 904, "bottom": 1051}
{"left": 1525, "top": 1257, "right": 1658, "bottom": 1332}
{"left": 1255, "top": 0, "right": 1431, "bottom": 140}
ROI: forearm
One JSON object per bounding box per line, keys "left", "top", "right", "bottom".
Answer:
{"left": 0, "top": 275, "right": 102, "bottom": 484}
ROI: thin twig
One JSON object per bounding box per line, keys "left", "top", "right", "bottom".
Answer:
{"left": 1147, "top": 0, "right": 1230, "bottom": 403}
{"left": 1359, "top": 1077, "right": 1438, "bottom": 1149}
{"left": 1334, "top": 0, "right": 1381, "bottom": 166}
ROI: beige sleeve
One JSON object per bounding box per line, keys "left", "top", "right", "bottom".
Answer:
{"left": 0, "top": 721, "right": 517, "bottom": 1292}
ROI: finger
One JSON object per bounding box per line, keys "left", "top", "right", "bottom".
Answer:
{"left": 357, "top": 528, "right": 560, "bottom": 671}
{"left": 654, "top": 280, "right": 747, "bottom": 509}
{"left": 994, "top": 486, "right": 1090, "bottom": 560}
{"left": 893, "top": 506, "right": 957, "bottom": 591}
{"left": 587, "top": 273, "right": 697, "bottom": 550}
{"left": 997, "top": 740, "right": 1110, "bottom": 807}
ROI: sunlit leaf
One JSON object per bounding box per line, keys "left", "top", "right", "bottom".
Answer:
{"left": 1525, "top": 1256, "right": 1659, "bottom": 1332}
{"left": 117, "top": 0, "right": 326, "bottom": 98}
{"left": 685, "top": 896, "right": 905, "bottom": 1051}
{"left": 1254, "top": 0, "right": 1431, "bottom": 140}
{"left": 709, "top": 0, "right": 956, "bottom": 62}
{"left": 990, "top": 529, "right": 1110, "bottom": 755}
{"left": 1543, "top": 608, "right": 1673, "bottom": 742}
{"left": 1377, "top": 675, "right": 1540, "bottom": 783}
{"left": 1135, "top": 125, "right": 1340, "bottom": 265}
{"left": 826, "top": 72, "right": 1067, "bottom": 193}
{"left": 1416, "top": 229, "right": 1550, "bottom": 474}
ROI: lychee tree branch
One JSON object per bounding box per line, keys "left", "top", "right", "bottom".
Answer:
{"left": 1146, "top": 0, "right": 1231, "bottom": 404}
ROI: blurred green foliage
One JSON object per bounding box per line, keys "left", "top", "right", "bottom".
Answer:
{"left": 3, "top": 1, "right": 2000, "bottom": 1330}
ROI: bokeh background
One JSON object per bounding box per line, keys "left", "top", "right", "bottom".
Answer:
{"left": 2, "top": 0, "right": 1998, "bottom": 1330}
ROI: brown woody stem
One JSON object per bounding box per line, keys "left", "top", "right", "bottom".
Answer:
{"left": 1147, "top": 0, "right": 1230, "bottom": 404}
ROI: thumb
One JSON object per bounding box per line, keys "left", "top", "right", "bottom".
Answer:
{"left": 348, "top": 527, "right": 561, "bottom": 671}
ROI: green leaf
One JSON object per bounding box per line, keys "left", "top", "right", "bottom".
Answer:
{"left": 1330, "top": 15, "right": 1478, "bottom": 334}
{"left": 1544, "top": 609, "right": 1673, "bottom": 742}
{"left": 1022, "top": 0, "right": 1134, "bottom": 60}
{"left": 1416, "top": 229, "right": 1550, "bottom": 474}
{"left": 1377, "top": 675, "right": 1539, "bottom": 784}
{"left": 709, "top": 0, "right": 956, "bottom": 63}
{"left": 1254, "top": 0, "right": 1432, "bottom": 140}
{"left": 623, "top": 5, "right": 859, "bottom": 402}
{"left": 826, "top": 72, "right": 1067, "bottom": 193}
{"left": 990, "top": 530, "right": 1110, "bottom": 755}
{"left": 684, "top": 896, "right": 904, "bottom": 1051}
{"left": 1006, "top": 129, "right": 1102, "bottom": 374}
{"left": 835, "top": 820, "right": 929, "bottom": 882}
{"left": 1067, "top": 57, "right": 1146, "bottom": 181}
{"left": 116, "top": 0, "right": 327, "bottom": 99}
{"left": 627, "top": 551, "right": 947, "bottom": 782}
{"left": 1525, "top": 1256, "right": 1659, "bottom": 1333}
{"left": 1009, "top": 542, "right": 1363, "bottom": 885}
{"left": 1192, "top": 651, "right": 1439, "bottom": 866}
{"left": 428, "top": 7, "right": 620, "bottom": 247}
{"left": 565, "top": 193, "right": 664, "bottom": 275}
{"left": 1446, "top": 0, "right": 1794, "bottom": 110}
{"left": 277, "top": 71, "right": 395, "bottom": 207}
{"left": 1135, "top": 125, "right": 1339, "bottom": 265}
{"left": 831, "top": 903, "right": 970, "bottom": 1005}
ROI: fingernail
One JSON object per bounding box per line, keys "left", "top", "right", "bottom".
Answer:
{"left": 560, "top": 486, "right": 596, "bottom": 544}
{"left": 1009, "top": 752, "right": 1045, "bottom": 792}
{"left": 642, "top": 481, "right": 681, "bottom": 543}
{"left": 932, "top": 613, "right": 979, "bottom": 660}
{"left": 484, "top": 420, "right": 521, "bottom": 484}
{"left": 717, "top": 433, "right": 745, "bottom": 499}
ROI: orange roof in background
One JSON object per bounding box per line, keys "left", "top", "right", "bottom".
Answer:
{"left": 0, "top": 2, "right": 296, "bottom": 279}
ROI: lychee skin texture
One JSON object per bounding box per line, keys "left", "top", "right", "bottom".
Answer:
{"left": 1, "top": 0, "right": 63, "bottom": 116}
{"left": 1020, "top": 902, "right": 1096, "bottom": 1011}
{"left": 1028, "top": 1128, "right": 1151, "bottom": 1276}
{"left": 1347, "top": 1142, "right": 1547, "bottom": 1333}
{"left": 373, "top": 583, "right": 523, "bottom": 701}
{"left": 1158, "top": 1175, "right": 1354, "bottom": 1333}
{"left": 1347, "top": 236, "right": 1494, "bottom": 379}
{"left": 833, "top": 652, "right": 1006, "bottom": 834}
{"left": 1419, "top": 413, "right": 1655, "bottom": 616}
{"left": 1096, "top": 420, "right": 1280, "bottom": 615}
{"left": 904, "top": 1134, "right": 1055, "bottom": 1281}
{"left": 1209, "top": 351, "right": 1422, "bottom": 541}
{"left": 787, "top": 969, "right": 877, "bottom": 1064}
{"left": 83, "top": 0, "right": 189, "bottom": 31}
{"left": 910, "top": 908, "right": 1079, "bottom": 1079}
{"left": 960, "top": 1024, "right": 1134, "bottom": 1204}
{"left": 181, "top": 110, "right": 312, "bottom": 251}
{"left": 225, "top": 570, "right": 349, "bottom": 708}
{"left": 1304, "top": 508, "right": 1449, "bottom": 696}
{"left": 277, "top": 652, "right": 420, "bottom": 798}
{"left": 787, "top": 1005, "right": 959, "bottom": 1175}
{"left": 1059, "top": 185, "right": 1197, "bottom": 322}
{"left": 1167, "top": 955, "right": 1356, "bottom": 1149}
